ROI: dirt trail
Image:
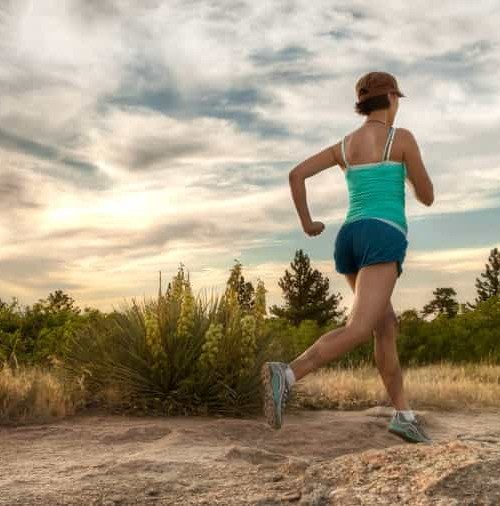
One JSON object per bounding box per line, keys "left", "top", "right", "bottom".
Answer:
{"left": 0, "top": 406, "right": 499, "bottom": 505}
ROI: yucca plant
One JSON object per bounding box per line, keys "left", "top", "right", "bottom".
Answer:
{"left": 58, "top": 265, "right": 276, "bottom": 417}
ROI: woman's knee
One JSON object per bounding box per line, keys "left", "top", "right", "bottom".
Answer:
{"left": 345, "top": 320, "right": 374, "bottom": 343}
{"left": 373, "top": 310, "right": 398, "bottom": 338}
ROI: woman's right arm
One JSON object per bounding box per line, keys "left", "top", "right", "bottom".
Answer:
{"left": 399, "top": 128, "right": 434, "bottom": 206}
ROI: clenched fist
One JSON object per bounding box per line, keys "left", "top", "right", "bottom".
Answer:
{"left": 303, "top": 221, "right": 325, "bottom": 237}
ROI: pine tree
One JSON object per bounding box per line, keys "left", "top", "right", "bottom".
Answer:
{"left": 398, "top": 309, "right": 422, "bottom": 324}
{"left": 421, "top": 287, "right": 459, "bottom": 319}
{"left": 269, "top": 249, "right": 344, "bottom": 326}
{"left": 467, "top": 247, "right": 500, "bottom": 309}
{"left": 33, "top": 290, "right": 81, "bottom": 315}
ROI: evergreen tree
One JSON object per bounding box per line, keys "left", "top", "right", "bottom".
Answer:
{"left": 421, "top": 287, "right": 459, "bottom": 319}
{"left": 269, "top": 249, "right": 344, "bottom": 326}
{"left": 398, "top": 309, "right": 422, "bottom": 324}
{"left": 33, "top": 289, "right": 81, "bottom": 315}
{"left": 467, "top": 247, "right": 500, "bottom": 309}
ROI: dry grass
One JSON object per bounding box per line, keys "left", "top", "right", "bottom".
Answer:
{"left": 0, "top": 364, "right": 86, "bottom": 426}
{"left": 294, "top": 360, "right": 500, "bottom": 411}
{"left": 2, "top": 361, "right": 500, "bottom": 425}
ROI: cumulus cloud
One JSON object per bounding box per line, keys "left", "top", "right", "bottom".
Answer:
{"left": 0, "top": 0, "right": 499, "bottom": 311}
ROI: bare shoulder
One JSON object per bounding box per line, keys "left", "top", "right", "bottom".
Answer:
{"left": 329, "top": 128, "right": 361, "bottom": 171}
{"left": 395, "top": 127, "right": 419, "bottom": 148}
{"left": 329, "top": 140, "right": 343, "bottom": 165}
{"left": 395, "top": 127, "right": 416, "bottom": 142}
{"left": 394, "top": 128, "right": 421, "bottom": 161}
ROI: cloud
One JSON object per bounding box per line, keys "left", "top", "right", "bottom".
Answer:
{"left": 406, "top": 245, "right": 497, "bottom": 273}
{"left": 0, "top": 255, "right": 84, "bottom": 291}
{"left": 0, "top": 169, "right": 42, "bottom": 211}
{"left": 0, "top": 0, "right": 499, "bottom": 311}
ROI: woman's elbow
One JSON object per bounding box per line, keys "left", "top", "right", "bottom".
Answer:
{"left": 422, "top": 187, "right": 434, "bottom": 206}
{"left": 289, "top": 169, "right": 302, "bottom": 183}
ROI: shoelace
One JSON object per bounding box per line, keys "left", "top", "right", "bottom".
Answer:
{"left": 404, "top": 414, "right": 431, "bottom": 440}
{"left": 415, "top": 419, "right": 431, "bottom": 438}
{"left": 281, "top": 382, "right": 291, "bottom": 412}
{"left": 411, "top": 414, "right": 427, "bottom": 429}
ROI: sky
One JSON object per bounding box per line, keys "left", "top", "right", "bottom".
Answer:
{"left": 0, "top": 0, "right": 499, "bottom": 316}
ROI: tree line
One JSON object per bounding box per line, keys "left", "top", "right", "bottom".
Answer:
{"left": 0, "top": 247, "right": 499, "bottom": 369}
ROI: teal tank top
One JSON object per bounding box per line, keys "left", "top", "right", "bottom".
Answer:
{"left": 341, "top": 126, "right": 408, "bottom": 237}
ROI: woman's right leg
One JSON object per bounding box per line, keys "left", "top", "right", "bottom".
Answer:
{"left": 373, "top": 308, "right": 411, "bottom": 410}
{"left": 344, "top": 271, "right": 411, "bottom": 411}
{"left": 288, "top": 261, "right": 399, "bottom": 381}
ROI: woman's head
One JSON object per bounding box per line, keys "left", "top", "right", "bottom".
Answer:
{"left": 353, "top": 71, "right": 404, "bottom": 121}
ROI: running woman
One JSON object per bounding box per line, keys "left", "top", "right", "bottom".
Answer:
{"left": 261, "top": 71, "right": 434, "bottom": 444}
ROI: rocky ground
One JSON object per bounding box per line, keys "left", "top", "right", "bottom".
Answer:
{"left": 0, "top": 406, "right": 499, "bottom": 505}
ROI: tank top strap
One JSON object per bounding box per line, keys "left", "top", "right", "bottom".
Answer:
{"left": 381, "top": 127, "right": 396, "bottom": 161}
{"left": 386, "top": 127, "right": 396, "bottom": 161}
{"left": 341, "top": 136, "right": 349, "bottom": 168}
{"left": 343, "top": 127, "right": 396, "bottom": 168}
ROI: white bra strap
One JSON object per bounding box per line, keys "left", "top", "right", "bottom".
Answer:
{"left": 382, "top": 127, "right": 395, "bottom": 161}
{"left": 341, "top": 136, "right": 349, "bottom": 168}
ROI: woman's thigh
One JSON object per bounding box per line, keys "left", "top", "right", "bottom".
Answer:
{"left": 345, "top": 272, "right": 357, "bottom": 293}
{"left": 344, "top": 262, "right": 398, "bottom": 335}
{"left": 344, "top": 271, "right": 397, "bottom": 330}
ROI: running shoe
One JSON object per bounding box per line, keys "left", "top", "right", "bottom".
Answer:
{"left": 388, "top": 411, "right": 433, "bottom": 444}
{"left": 261, "top": 361, "right": 292, "bottom": 429}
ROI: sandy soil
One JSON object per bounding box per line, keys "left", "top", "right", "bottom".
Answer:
{"left": 0, "top": 406, "right": 499, "bottom": 505}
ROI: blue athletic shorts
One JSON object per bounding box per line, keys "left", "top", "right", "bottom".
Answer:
{"left": 333, "top": 218, "right": 409, "bottom": 277}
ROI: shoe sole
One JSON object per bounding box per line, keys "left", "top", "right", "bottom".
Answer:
{"left": 261, "top": 363, "right": 281, "bottom": 429}
{"left": 388, "top": 427, "right": 432, "bottom": 444}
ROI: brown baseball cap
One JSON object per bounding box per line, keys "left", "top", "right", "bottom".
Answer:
{"left": 355, "top": 71, "right": 405, "bottom": 103}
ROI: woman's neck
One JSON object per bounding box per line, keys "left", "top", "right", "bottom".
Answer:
{"left": 365, "top": 118, "right": 387, "bottom": 126}
{"left": 365, "top": 112, "right": 391, "bottom": 126}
